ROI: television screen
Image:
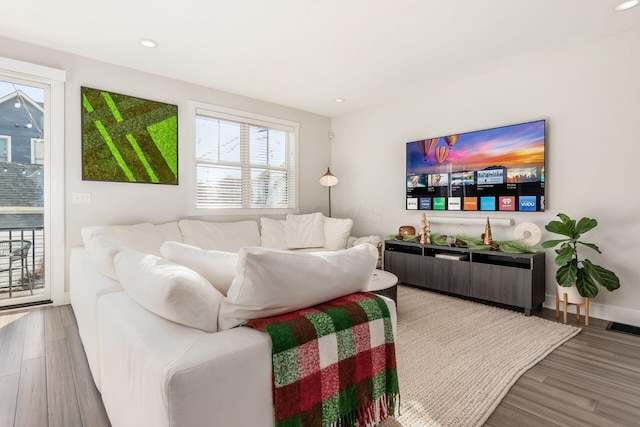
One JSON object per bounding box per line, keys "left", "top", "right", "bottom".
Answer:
{"left": 406, "top": 119, "right": 545, "bottom": 212}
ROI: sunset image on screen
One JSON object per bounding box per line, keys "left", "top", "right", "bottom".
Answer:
{"left": 406, "top": 120, "right": 545, "bottom": 175}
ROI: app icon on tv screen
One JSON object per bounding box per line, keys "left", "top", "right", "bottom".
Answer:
{"left": 433, "top": 197, "right": 446, "bottom": 210}
{"left": 499, "top": 196, "right": 516, "bottom": 211}
{"left": 448, "top": 197, "right": 461, "bottom": 210}
{"left": 464, "top": 197, "right": 478, "bottom": 210}
{"left": 480, "top": 197, "right": 496, "bottom": 211}
{"left": 518, "top": 196, "right": 537, "bottom": 211}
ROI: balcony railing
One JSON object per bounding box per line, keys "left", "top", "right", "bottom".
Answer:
{"left": 0, "top": 227, "right": 45, "bottom": 298}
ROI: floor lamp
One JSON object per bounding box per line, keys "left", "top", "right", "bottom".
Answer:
{"left": 319, "top": 167, "right": 339, "bottom": 217}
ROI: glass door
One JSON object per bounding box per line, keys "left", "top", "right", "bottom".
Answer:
{"left": 0, "top": 77, "right": 50, "bottom": 306}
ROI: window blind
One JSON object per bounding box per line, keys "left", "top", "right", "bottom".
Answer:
{"left": 194, "top": 107, "right": 297, "bottom": 211}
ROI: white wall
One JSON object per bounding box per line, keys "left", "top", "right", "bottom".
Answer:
{"left": 0, "top": 36, "right": 332, "bottom": 293}
{"left": 331, "top": 27, "right": 640, "bottom": 325}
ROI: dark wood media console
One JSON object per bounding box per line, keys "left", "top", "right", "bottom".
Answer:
{"left": 384, "top": 240, "right": 545, "bottom": 315}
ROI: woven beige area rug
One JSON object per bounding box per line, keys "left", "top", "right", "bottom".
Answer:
{"left": 379, "top": 285, "right": 581, "bottom": 427}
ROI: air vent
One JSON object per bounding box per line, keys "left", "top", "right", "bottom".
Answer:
{"left": 606, "top": 322, "right": 640, "bottom": 337}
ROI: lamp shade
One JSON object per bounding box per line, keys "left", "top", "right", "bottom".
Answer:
{"left": 319, "top": 167, "right": 339, "bottom": 187}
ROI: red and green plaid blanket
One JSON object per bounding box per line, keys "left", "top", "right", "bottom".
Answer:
{"left": 245, "top": 292, "right": 399, "bottom": 427}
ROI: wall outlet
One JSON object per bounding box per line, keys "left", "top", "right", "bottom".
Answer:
{"left": 72, "top": 192, "right": 91, "bottom": 204}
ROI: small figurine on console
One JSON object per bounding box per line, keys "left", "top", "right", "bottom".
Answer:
{"left": 482, "top": 216, "right": 493, "bottom": 245}
{"left": 419, "top": 212, "right": 431, "bottom": 244}
{"left": 425, "top": 219, "right": 431, "bottom": 244}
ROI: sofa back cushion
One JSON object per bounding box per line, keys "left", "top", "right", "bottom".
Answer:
{"left": 323, "top": 217, "right": 353, "bottom": 250}
{"left": 115, "top": 250, "right": 223, "bottom": 333}
{"left": 81, "top": 222, "right": 182, "bottom": 279}
{"left": 284, "top": 212, "right": 325, "bottom": 249}
{"left": 160, "top": 241, "right": 238, "bottom": 295}
{"left": 112, "top": 223, "right": 167, "bottom": 256}
{"left": 156, "top": 221, "right": 183, "bottom": 243}
{"left": 179, "top": 219, "right": 261, "bottom": 252}
{"left": 217, "top": 244, "right": 378, "bottom": 330}
{"left": 81, "top": 225, "right": 108, "bottom": 250}
{"left": 262, "top": 215, "right": 353, "bottom": 251}
{"left": 81, "top": 226, "right": 125, "bottom": 280}
{"left": 259, "top": 218, "right": 288, "bottom": 249}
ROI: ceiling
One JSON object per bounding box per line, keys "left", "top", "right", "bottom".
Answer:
{"left": 2, "top": 0, "right": 639, "bottom": 117}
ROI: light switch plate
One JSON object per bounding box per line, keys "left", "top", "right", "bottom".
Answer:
{"left": 72, "top": 192, "right": 91, "bottom": 204}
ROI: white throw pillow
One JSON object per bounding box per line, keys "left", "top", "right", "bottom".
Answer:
{"left": 260, "top": 218, "right": 287, "bottom": 249}
{"left": 323, "top": 217, "right": 354, "bottom": 250}
{"left": 160, "top": 241, "right": 238, "bottom": 295}
{"left": 112, "top": 223, "right": 166, "bottom": 256}
{"left": 284, "top": 212, "right": 325, "bottom": 249}
{"left": 179, "top": 219, "right": 261, "bottom": 252}
{"left": 218, "top": 244, "right": 378, "bottom": 330}
{"left": 115, "top": 250, "right": 223, "bottom": 333}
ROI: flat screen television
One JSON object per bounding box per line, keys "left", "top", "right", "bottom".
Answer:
{"left": 406, "top": 119, "right": 545, "bottom": 212}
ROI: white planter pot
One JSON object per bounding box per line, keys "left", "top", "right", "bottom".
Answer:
{"left": 556, "top": 284, "right": 585, "bottom": 304}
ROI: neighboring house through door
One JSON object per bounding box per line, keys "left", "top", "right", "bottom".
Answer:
{"left": 0, "top": 88, "right": 45, "bottom": 301}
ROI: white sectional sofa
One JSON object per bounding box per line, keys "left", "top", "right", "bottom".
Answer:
{"left": 70, "top": 214, "right": 393, "bottom": 427}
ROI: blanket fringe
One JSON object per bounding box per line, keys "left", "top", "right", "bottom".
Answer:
{"left": 329, "top": 394, "right": 400, "bottom": 427}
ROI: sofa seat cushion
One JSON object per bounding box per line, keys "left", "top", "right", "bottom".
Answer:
{"left": 115, "top": 250, "right": 224, "bottom": 333}
{"left": 178, "top": 219, "right": 261, "bottom": 252}
{"left": 160, "top": 241, "right": 238, "bottom": 295}
{"left": 218, "top": 244, "right": 379, "bottom": 330}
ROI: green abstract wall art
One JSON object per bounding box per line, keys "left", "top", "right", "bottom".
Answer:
{"left": 81, "top": 87, "right": 178, "bottom": 184}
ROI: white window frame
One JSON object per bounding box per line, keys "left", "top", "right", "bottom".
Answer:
{"left": 188, "top": 100, "right": 300, "bottom": 216}
{"left": 0, "top": 135, "right": 11, "bottom": 162}
{"left": 31, "top": 138, "right": 44, "bottom": 164}
{"left": 0, "top": 56, "right": 66, "bottom": 306}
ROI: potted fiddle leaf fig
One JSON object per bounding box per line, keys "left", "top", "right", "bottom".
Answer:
{"left": 542, "top": 213, "right": 620, "bottom": 299}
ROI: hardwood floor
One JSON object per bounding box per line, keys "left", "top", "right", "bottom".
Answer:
{"left": 0, "top": 302, "right": 638, "bottom": 426}
{"left": 0, "top": 305, "right": 109, "bottom": 427}
{"left": 486, "top": 309, "right": 640, "bottom": 427}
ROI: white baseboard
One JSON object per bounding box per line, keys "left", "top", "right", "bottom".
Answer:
{"left": 544, "top": 294, "right": 640, "bottom": 327}
{"left": 58, "top": 291, "right": 71, "bottom": 306}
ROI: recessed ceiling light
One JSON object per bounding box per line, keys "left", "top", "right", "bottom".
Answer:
{"left": 333, "top": 98, "right": 346, "bottom": 103}
{"left": 615, "top": 0, "right": 639, "bottom": 11}
{"left": 140, "top": 38, "right": 159, "bottom": 48}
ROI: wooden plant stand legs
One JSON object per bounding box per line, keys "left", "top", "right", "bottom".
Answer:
{"left": 556, "top": 288, "right": 590, "bottom": 326}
